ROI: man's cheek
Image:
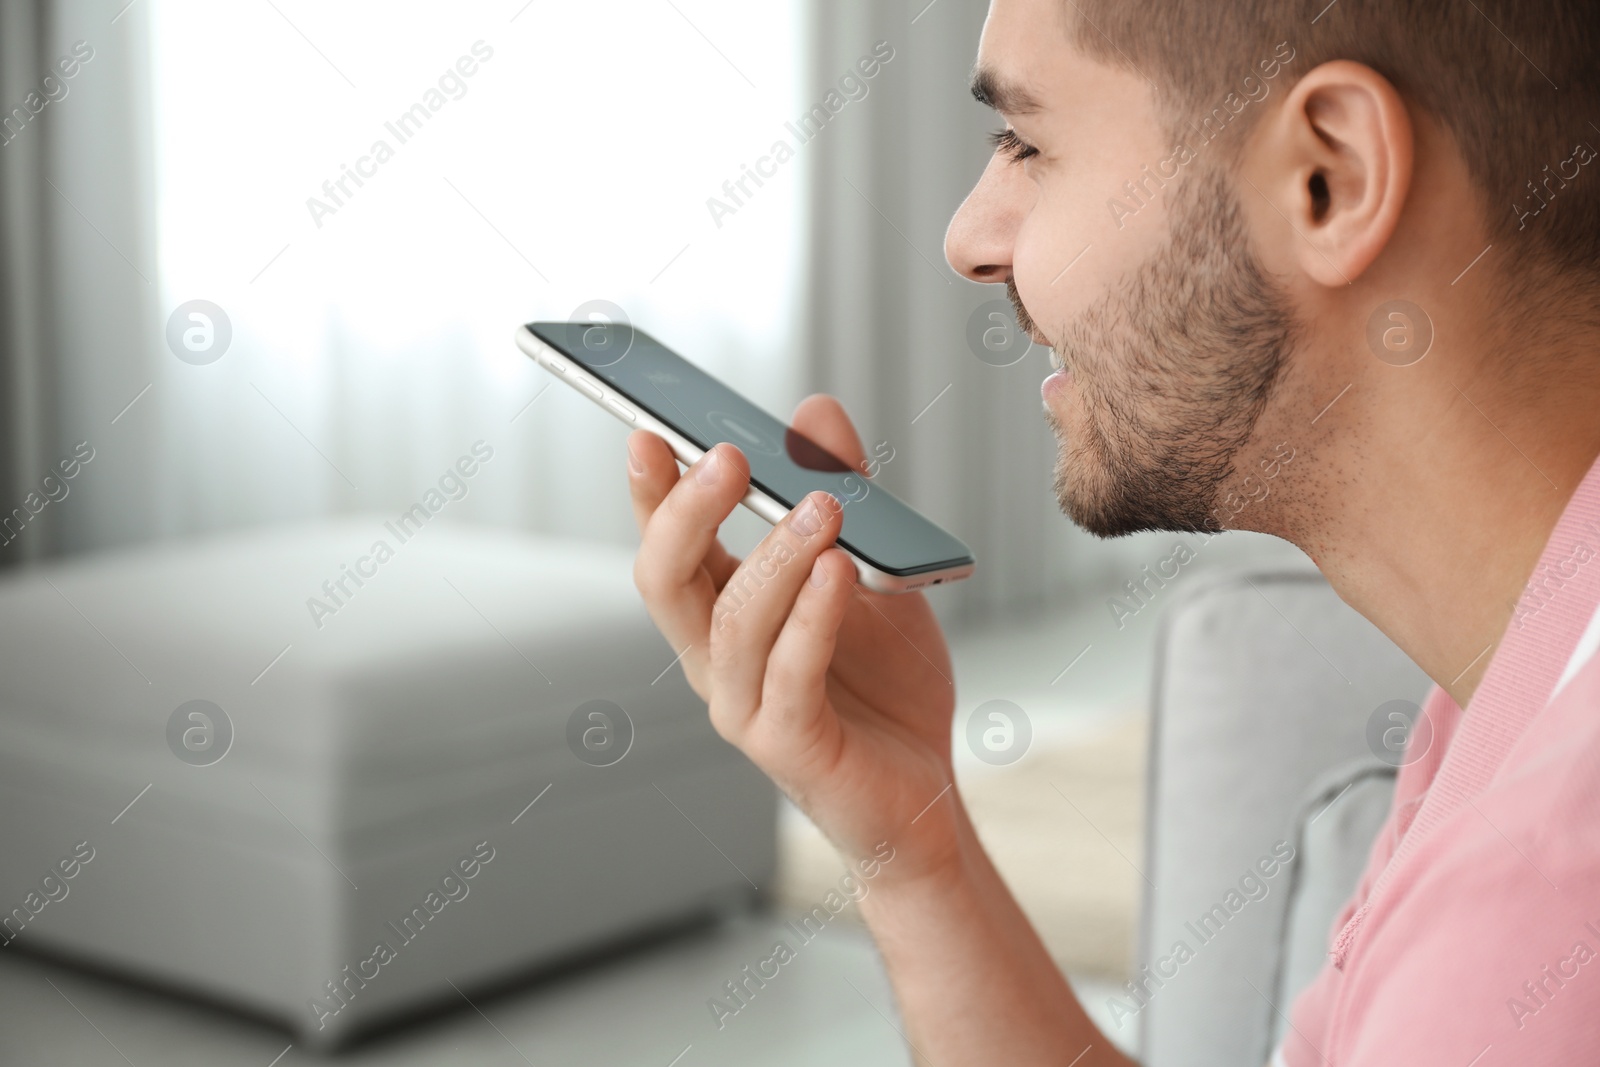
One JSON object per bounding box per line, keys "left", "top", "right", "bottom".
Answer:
{"left": 1011, "top": 220, "right": 1098, "bottom": 334}
{"left": 1020, "top": 175, "right": 1133, "bottom": 283}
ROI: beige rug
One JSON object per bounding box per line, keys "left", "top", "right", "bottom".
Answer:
{"left": 773, "top": 709, "right": 1148, "bottom": 981}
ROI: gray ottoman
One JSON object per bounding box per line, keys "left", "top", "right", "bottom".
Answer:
{"left": 0, "top": 518, "right": 776, "bottom": 1048}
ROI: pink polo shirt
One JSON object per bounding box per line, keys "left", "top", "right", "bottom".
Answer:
{"left": 1277, "top": 456, "right": 1600, "bottom": 1066}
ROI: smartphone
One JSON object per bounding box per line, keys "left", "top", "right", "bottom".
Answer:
{"left": 515, "top": 321, "right": 975, "bottom": 594}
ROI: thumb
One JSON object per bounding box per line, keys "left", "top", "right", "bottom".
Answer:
{"left": 786, "top": 393, "right": 868, "bottom": 476}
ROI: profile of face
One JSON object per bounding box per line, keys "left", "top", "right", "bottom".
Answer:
{"left": 947, "top": 0, "right": 1298, "bottom": 539}
{"left": 1035, "top": 162, "right": 1295, "bottom": 538}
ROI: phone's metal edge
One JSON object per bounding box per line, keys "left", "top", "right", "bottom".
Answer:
{"left": 513, "top": 325, "right": 974, "bottom": 595}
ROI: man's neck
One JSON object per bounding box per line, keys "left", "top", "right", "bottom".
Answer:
{"left": 1280, "top": 338, "right": 1600, "bottom": 709}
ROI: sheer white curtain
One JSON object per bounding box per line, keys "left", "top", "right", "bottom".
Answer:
{"left": 0, "top": 0, "right": 162, "bottom": 565}
{"left": 145, "top": 0, "right": 804, "bottom": 549}
{"left": 798, "top": 0, "right": 1115, "bottom": 625}
{"left": 10, "top": 0, "right": 1304, "bottom": 623}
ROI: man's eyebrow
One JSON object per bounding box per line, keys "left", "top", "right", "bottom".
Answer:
{"left": 970, "top": 66, "right": 1042, "bottom": 115}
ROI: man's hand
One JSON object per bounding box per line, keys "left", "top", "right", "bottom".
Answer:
{"left": 625, "top": 393, "right": 959, "bottom": 879}
{"left": 625, "top": 392, "right": 1132, "bottom": 1066}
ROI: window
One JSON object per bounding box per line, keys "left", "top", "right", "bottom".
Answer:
{"left": 148, "top": 0, "right": 804, "bottom": 538}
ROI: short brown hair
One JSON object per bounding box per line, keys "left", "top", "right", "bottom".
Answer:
{"left": 1069, "top": 0, "right": 1600, "bottom": 284}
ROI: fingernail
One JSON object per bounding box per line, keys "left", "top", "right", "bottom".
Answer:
{"left": 626, "top": 441, "right": 644, "bottom": 476}
{"left": 791, "top": 495, "right": 822, "bottom": 536}
{"left": 696, "top": 448, "right": 722, "bottom": 485}
{"left": 809, "top": 560, "right": 828, "bottom": 588}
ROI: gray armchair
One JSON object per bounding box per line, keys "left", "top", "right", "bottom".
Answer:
{"left": 1137, "top": 567, "right": 1434, "bottom": 1067}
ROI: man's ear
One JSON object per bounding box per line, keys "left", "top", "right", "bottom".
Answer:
{"left": 1248, "top": 60, "right": 1413, "bottom": 288}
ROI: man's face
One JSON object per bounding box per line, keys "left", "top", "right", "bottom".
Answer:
{"left": 947, "top": 0, "right": 1297, "bottom": 538}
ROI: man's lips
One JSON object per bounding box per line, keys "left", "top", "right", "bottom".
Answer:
{"left": 1042, "top": 359, "right": 1070, "bottom": 401}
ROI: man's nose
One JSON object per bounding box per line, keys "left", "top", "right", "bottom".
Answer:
{"left": 945, "top": 154, "right": 1022, "bottom": 284}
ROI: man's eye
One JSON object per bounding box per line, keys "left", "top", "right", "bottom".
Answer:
{"left": 987, "top": 127, "right": 1039, "bottom": 164}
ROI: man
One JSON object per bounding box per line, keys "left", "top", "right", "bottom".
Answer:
{"left": 624, "top": 0, "right": 1600, "bottom": 1062}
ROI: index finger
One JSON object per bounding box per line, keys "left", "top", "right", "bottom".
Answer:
{"left": 627, "top": 437, "right": 752, "bottom": 686}
{"left": 626, "top": 430, "right": 741, "bottom": 589}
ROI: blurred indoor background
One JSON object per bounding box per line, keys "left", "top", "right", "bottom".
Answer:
{"left": 0, "top": 1, "right": 1312, "bottom": 1064}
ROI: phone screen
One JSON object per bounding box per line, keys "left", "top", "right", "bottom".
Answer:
{"left": 529, "top": 322, "right": 973, "bottom": 577}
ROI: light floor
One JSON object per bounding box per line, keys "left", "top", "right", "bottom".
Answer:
{"left": 0, "top": 602, "right": 1153, "bottom": 1065}
{"left": 0, "top": 912, "right": 1134, "bottom": 1066}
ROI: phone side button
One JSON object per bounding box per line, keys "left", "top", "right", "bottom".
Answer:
{"left": 575, "top": 379, "right": 603, "bottom": 400}
{"left": 605, "top": 398, "right": 637, "bottom": 422}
